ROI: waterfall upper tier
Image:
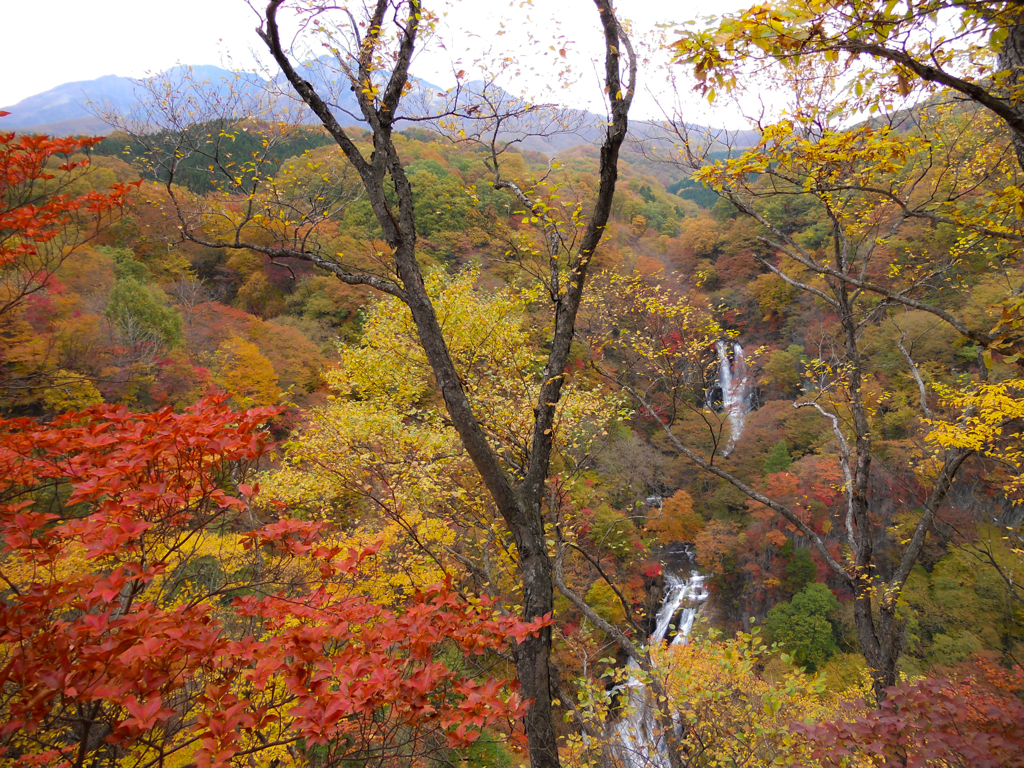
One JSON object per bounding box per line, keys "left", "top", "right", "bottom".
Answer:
{"left": 715, "top": 341, "right": 752, "bottom": 457}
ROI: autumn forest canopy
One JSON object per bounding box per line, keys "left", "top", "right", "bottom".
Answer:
{"left": 4, "top": 1, "right": 1024, "bottom": 766}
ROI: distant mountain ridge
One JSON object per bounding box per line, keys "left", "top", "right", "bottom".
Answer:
{"left": 1, "top": 65, "right": 759, "bottom": 183}
{"left": 1, "top": 67, "right": 238, "bottom": 135}
{"left": 0, "top": 64, "right": 435, "bottom": 136}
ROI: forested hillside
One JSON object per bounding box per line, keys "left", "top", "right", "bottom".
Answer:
{"left": 2, "top": 1, "right": 1024, "bottom": 767}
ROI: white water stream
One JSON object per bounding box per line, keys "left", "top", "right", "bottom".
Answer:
{"left": 611, "top": 561, "right": 709, "bottom": 768}
{"left": 715, "top": 341, "right": 751, "bottom": 457}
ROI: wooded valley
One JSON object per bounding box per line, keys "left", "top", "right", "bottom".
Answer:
{"left": 2, "top": 1, "right": 1024, "bottom": 766}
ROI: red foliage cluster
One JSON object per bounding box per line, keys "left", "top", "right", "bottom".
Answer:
{"left": 796, "top": 671, "right": 1024, "bottom": 768}
{"left": 0, "top": 113, "right": 139, "bottom": 318}
{"left": 746, "top": 458, "right": 844, "bottom": 537}
{"left": 697, "top": 456, "right": 847, "bottom": 617}
{"left": 0, "top": 398, "right": 547, "bottom": 766}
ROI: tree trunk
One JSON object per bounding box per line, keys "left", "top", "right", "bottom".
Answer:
{"left": 517, "top": 542, "right": 559, "bottom": 768}
{"left": 390, "top": 237, "right": 563, "bottom": 768}
{"left": 999, "top": 18, "right": 1024, "bottom": 172}
{"left": 853, "top": 586, "right": 899, "bottom": 702}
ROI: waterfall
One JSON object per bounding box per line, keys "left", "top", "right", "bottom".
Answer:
{"left": 716, "top": 341, "right": 750, "bottom": 457}
{"left": 611, "top": 559, "right": 709, "bottom": 768}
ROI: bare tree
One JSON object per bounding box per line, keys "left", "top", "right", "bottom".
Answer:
{"left": 171, "top": 273, "right": 222, "bottom": 325}
{"left": 109, "top": 1, "right": 636, "bottom": 764}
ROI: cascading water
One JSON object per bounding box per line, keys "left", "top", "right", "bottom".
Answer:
{"left": 611, "top": 556, "right": 709, "bottom": 768}
{"left": 716, "top": 341, "right": 751, "bottom": 457}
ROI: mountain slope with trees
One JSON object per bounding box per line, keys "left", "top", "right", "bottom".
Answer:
{"left": 2, "top": 1, "right": 1024, "bottom": 767}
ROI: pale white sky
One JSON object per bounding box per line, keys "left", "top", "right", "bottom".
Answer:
{"left": 1, "top": 0, "right": 754, "bottom": 127}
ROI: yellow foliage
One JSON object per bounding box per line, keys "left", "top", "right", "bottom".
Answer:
{"left": 651, "top": 631, "right": 867, "bottom": 767}
{"left": 262, "top": 268, "right": 624, "bottom": 596}
{"left": 927, "top": 378, "right": 1024, "bottom": 499}
{"left": 42, "top": 370, "right": 105, "bottom": 413}
{"left": 211, "top": 334, "right": 282, "bottom": 407}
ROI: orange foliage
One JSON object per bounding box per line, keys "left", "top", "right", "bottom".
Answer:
{"left": 694, "top": 520, "right": 741, "bottom": 576}
{"left": 648, "top": 489, "right": 706, "bottom": 544}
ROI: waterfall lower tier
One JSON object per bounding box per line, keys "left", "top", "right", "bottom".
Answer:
{"left": 611, "top": 564, "right": 709, "bottom": 768}
{"left": 716, "top": 341, "right": 750, "bottom": 457}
